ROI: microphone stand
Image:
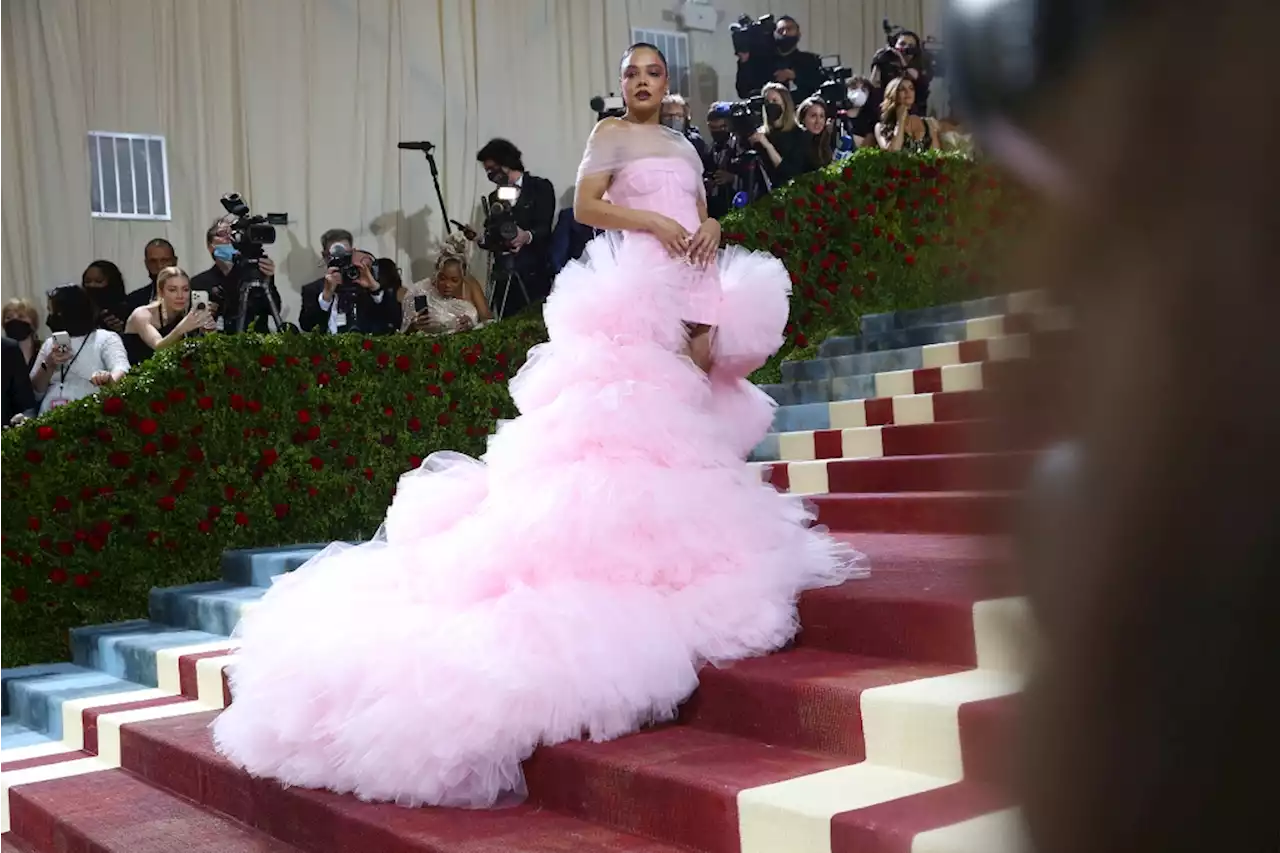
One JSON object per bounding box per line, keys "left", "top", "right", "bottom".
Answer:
{"left": 408, "top": 147, "right": 453, "bottom": 235}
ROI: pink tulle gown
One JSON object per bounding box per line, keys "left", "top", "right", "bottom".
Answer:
{"left": 212, "top": 130, "right": 868, "bottom": 808}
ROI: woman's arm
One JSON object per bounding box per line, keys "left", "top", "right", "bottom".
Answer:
{"left": 466, "top": 276, "right": 493, "bottom": 323}
{"left": 750, "top": 131, "right": 783, "bottom": 168}
{"left": 127, "top": 306, "right": 199, "bottom": 353}
{"left": 876, "top": 112, "right": 907, "bottom": 151}
{"left": 28, "top": 338, "right": 55, "bottom": 394}
{"left": 99, "top": 331, "right": 130, "bottom": 382}
{"left": 926, "top": 117, "right": 941, "bottom": 151}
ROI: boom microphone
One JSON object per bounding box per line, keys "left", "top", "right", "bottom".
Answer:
{"left": 398, "top": 141, "right": 436, "bottom": 151}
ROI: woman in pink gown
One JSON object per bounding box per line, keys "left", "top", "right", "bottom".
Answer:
{"left": 212, "top": 43, "right": 866, "bottom": 809}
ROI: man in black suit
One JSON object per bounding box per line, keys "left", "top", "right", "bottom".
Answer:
{"left": 3, "top": 336, "right": 36, "bottom": 427}
{"left": 468, "top": 138, "right": 556, "bottom": 317}
{"left": 298, "top": 229, "right": 394, "bottom": 334}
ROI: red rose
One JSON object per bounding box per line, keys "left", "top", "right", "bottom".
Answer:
{"left": 273, "top": 504, "right": 290, "bottom": 520}
{"left": 102, "top": 396, "right": 125, "bottom": 416}
{"left": 442, "top": 371, "right": 456, "bottom": 384}
{"left": 336, "top": 360, "right": 352, "bottom": 376}
{"left": 197, "top": 520, "right": 212, "bottom": 534}
{"left": 395, "top": 355, "right": 411, "bottom": 372}
{"left": 866, "top": 270, "right": 877, "bottom": 282}
{"left": 305, "top": 425, "right": 320, "bottom": 441}
{"left": 317, "top": 372, "right": 331, "bottom": 386}
{"left": 97, "top": 428, "right": 113, "bottom": 443}
{"left": 307, "top": 486, "right": 319, "bottom": 497}
{"left": 407, "top": 417, "right": 422, "bottom": 433}
{"left": 409, "top": 454, "right": 423, "bottom": 468}
{"left": 377, "top": 352, "right": 390, "bottom": 368}
{"left": 307, "top": 353, "right": 322, "bottom": 366}
{"left": 363, "top": 467, "right": 375, "bottom": 481}
{"left": 35, "top": 425, "right": 56, "bottom": 441}
{"left": 851, "top": 242, "right": 865, "bottom": 256}
{"left": 309, "top": 456, "right": 324, "bottom": 471}
{"left": 208, "top": 505, "right": 222, "bottom": 519}
{"left": 328, "top": 438, "right": 340, "bottom": 449}
{"left": 344, "top": 455, "right": 357, "bottom": 468}
{"left": 27, "top": 516, "right": 40, "bottom": 532}
{"left": 11, "top": 587, "right": 28, "bottom": 603}
{"left": 449, "top": 400, "right": 459, "bottom": 412}
{"left": 914, "top": 234, "right": 926, "bottom": 247}
{"left": 229, "top": 394, "right": 245, "bottom": 411}
{"left": 25, "top": 449, "right": 42, "bottom": 464}
{"left": 842, "top": 166, "right": 853, "bottom": 179}
{"left": 197, "top": 396, "right": 214, "bottom": 410}
{"left": 496, "top": 352, "right": 509, "bottom": 366}
{"left": 362, "top": 339, "right": 374, "bottom": 351}
{"left": 157, "top": 495, "right": 176, "bottom": 512}
{"left": 247, "top": 399, "right": 262, "bottom": 413}
{"left": 149, "top": 400, "right": 167, "bottom": 415}
{"left": 464, "top": 352, "right": 479, "bottom": 366}
{"left": 53, "top": 495, "right": 71, "bottom": 513}
{"left": 234, "top": 512, "right": 249, "bottom": 526}
{"left": 286, "top": 356, "right": 301, "bottom": 367}
{"left": 57, "top": 541, "right": 75, "bottom": 556}
{"left": 350, "top": 393, "right": 362, "bottom": 404}
{"left": 297, "top": 410, "right": 311, "bottom": 424}
{"left": 853, "top": 286, "right": 864, "bottom": 298}
{"left": 904, "top": 254, "right": 916, "bottom": 266}
{"left": 162, "top": 434, "right": 180, "bottom": 452}
{"left": 261, "top": 448, "right": 279, "bottom": 466}
{"left": 437, "top": 413, "right": 451, "bottom": 426}
{"left": 188, "top": 446, "right": 205, "bottom": 463}
{"left": 431, "top": 342, "right": 443, "bottom": 355}
{"left": 142, "top": 441, "right": 158, "bottom": 456}
{"left": 795, "top": 333, "right": 808, "bottom": 347}
{"left": 224, "top": 485, "right": 237, "bottom": 501}
{"left": 383, "top": 407, "right": 395, "bottom": 417}
{"left": 490, "top": 407, "right": 501, "bottom": 417}
{"left": 492, "top": 371, "right": 506, "bottom": 382}
{"left": 48, "top": 568, "right": 68, "bottom": 585}
{"left": 225, "top": 365, "right": 242, "bottom": 379}
{"left": 86, "top": 536, "right": 104, "bottom": 553}
{"left": 259, "top": 354, "right": 277, "bottom": 368}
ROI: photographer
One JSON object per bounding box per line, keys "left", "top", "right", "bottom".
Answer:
{"left": 300, "top": 230, "right": 394, "bottom": 334}
{"left": 661, "top": 95, "right": 711, "bottom": 167}
{"left": 465, "top": 138, "right": 555, "bottom": 317}
{"left": 735, "top": 15, "right": 823, "bottom": 102}
{"left": 750, "top": 83, "right": 811, "bottom": 186}
{"left": 870, "top": 29, "right": 933, "bottom": 116}
{"left": 704, "top": 106, "right": 737, "bottom": 219}
{"left": 190, "top": 216, "right": 281, "bottom": 333}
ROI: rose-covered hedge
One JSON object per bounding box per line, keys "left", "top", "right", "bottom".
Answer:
{"left": 0, "top": 151, "right": 1021, "bottom": 666}
{"left": 725, "top": 148, "right": 1026, "bottom": 382}
{"left": 1, "top": 318, "right": 545, "bottom": 665}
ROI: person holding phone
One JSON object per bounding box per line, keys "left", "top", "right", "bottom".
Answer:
{"left": 124, "top": 266, "right": 215, "bottom": 363}
{"left": 396, "top": 236, "right": 491, "bottom": 335}
{"left": 29, "top": 284, "right": 129, "bottom": 415}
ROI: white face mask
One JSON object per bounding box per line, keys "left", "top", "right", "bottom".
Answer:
{"left": 849, "top": 89, "right": 869, "bottom": 108}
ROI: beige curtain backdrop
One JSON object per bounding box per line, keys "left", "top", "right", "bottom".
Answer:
{"left": 1, "top": 0, "right": 930, "bottom": 321}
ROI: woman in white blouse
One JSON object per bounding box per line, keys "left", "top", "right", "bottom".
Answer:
{"left": 29, "top": 284, "right": 129, "bottom": 415}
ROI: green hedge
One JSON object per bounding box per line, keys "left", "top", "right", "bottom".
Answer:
{"left": 0, "top": 151, "right": 1019, "bottom": 666}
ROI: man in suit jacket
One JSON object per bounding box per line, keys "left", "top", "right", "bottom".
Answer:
{"left": 470, "top": 138, "right": 556, "bottom": 317}
{"left": 298, "top": 229, "right": 395, "bottom": 334}
{"left": 3, "top": 336, "right": 36, "bottom": 426}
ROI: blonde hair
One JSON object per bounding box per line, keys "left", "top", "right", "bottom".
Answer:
{"left": 760, "top": 83, "right": 799, "bottom": 133}
{"left": 155, "top": 266, "right": 189, "bottom": 291}
{"left": 3, "top": 297, "right": 40, "bottom": 329}
{"left": 661, "top": 93, "right": 690, "bottom": 117}
{"left": 434, "top": 232, "right": 469, "bottom": 275}
{"left": 880, "top": 76, "right": 914, "bottom": 123}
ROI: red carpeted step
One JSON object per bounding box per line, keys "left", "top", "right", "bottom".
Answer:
{"left": 2, "top": 837, "right": 33, "bottom": 853}
{"left": 6, "top": 768, "right": 301, "bottom": 853}
{"left": 931, "top": 390, "right": 992, "bottom": 422}
{"left": 523, "top": 726, "right": 845, "bottom": 853}
{"left": 959, "top": 694, "right": 1020, "bottom": 789}
{"left": 880, "top": 420, "right": 1001, "bottom": 456}
{"left": 824, "top": 452, "right": 1033, "bottom": 494}
{"left": 830, "top": 780, "right": 1015, "bottom": 853}
{"left": 812, "top": 491, "right": 1014, "bottom": 534}
{"left": 798, "top": 533, "right": 1018, "bottom": 664}
{"left": 116, "top": 712, "right": 688, "bottom": 853}
{"left": 679, "top": 647, "right": 964, "bottom": 757}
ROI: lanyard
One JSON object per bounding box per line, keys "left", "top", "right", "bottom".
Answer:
{"left": 57, "top": 332, "right": 92, "bottom": 385}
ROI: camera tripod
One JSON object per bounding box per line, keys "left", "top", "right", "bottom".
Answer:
{"left": 232, "top": 272, "right": 286, "bottom": 333}
{"left": 487, "top": 254, "right": 532, "bottom": 321}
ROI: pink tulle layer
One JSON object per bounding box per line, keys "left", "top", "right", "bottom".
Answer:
{"left": 212, "top": 234, "right": 868, "bottom": 808}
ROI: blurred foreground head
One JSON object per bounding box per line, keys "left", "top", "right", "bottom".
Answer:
{"left": 948, "top": 1, "right": 1278, "bottom": 851}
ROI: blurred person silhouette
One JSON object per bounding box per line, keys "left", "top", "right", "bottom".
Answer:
{"left": 948, "top": 1, "right": 1277, "bottom": 852}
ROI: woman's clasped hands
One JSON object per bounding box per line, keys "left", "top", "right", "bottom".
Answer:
{"left": 648, "top": 213, "right": 721, "bottom": 268}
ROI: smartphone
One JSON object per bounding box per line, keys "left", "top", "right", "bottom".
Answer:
{"left": 413, "top": 294, "right": 429, "bottom": 313}
{"left": 190, "top": 290, "right": 210, "bottom": 312}
{"left": 50, "top": 331, "right": 71, "bottom": 350}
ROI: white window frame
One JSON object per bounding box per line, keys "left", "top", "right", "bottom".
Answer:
{"left": 88, "top": 131, "right": 172, "bottom": 221}
{"left": 631, "top": 28, "right": 691, "bottom": 98}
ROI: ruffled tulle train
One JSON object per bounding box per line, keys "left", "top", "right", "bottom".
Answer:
{"left": 212, "top": 234, "right": 867, "bottom": 807}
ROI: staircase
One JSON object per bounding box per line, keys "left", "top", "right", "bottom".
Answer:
{"left": 0, "top": 293, "right": 1057, "bottom": 853}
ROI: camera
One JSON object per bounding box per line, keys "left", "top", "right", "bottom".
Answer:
{"left": 722, "top": 94, "right": 765, "bottom": 138}
{"left": 219, "top": 193, "right": 288, "bottom": 283}
{"left": 729, "top": 13, "right": 775, "bottom": 56}
{"left": 589, "top": 94, "right": 626, "bottom": 120}
{"left": 482, "top": 187, "right": 521, "bottom": 253}
{"left": 817, "top": 61, "right": 855, "bottom": 109}
{"left": 326, "top": 244, "right": 363, "bottom": 286}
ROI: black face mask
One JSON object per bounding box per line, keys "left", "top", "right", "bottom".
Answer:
{"left": 486, "top": 168, "right": 507, "bottom": 186}
{"left": 775, "top": 34, "right": 799, "bottom": 53}
{"left": 765, "top": 102, "right": 784, "bottom": 124}
{"left": 710, "top": 130, "right": 730, "bottom": 145}
{"left": 4, "top": 320, "right": 32, "bottom": 341}
{"left": 46, "top": 314, "right": 67, "bottom": 334}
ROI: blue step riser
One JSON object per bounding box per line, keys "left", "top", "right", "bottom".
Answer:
{"left": 783, "top": 320, "right": 968, "bottom": 383}
{"left": 853, "top": 295, "right": 1008, "bottom": 339}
